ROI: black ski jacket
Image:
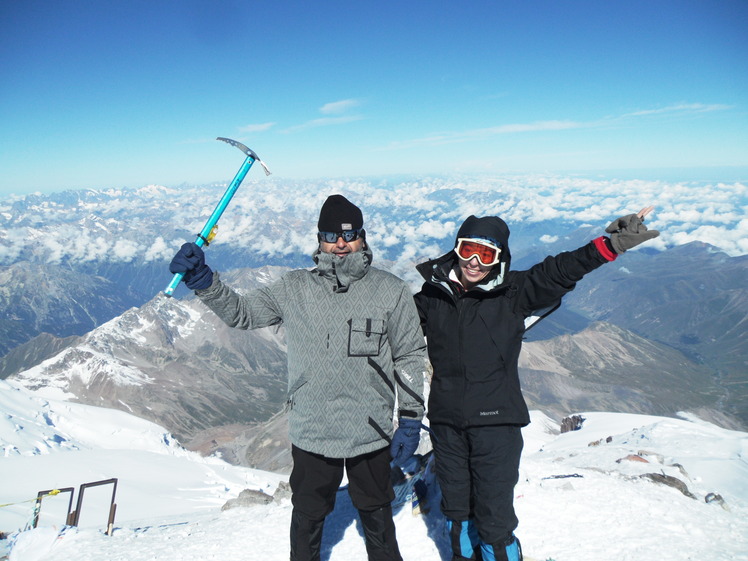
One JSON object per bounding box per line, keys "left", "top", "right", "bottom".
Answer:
{"left": 415, "top": 228, "right": 613, "bottom": 428}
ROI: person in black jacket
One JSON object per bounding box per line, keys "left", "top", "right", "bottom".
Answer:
{"left": 414, "top": 208, "right": 659, "bottom": 561}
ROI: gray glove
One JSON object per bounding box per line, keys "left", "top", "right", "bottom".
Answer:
{"left": 605, "top": 213, "right": 660, "bottom": 254}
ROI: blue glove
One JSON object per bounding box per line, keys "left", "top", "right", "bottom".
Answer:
{"left": 169, "top": 242, "right": 213, "bottom": 290}
{"left": 390, "top": 418, "right": 421, "bottom": 468}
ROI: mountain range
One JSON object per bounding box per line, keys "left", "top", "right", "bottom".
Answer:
{"left": 5, "top": 252, "right": 744, "bottom": 473}
{"left": 2, "top": 178, "right": 747, "bottom": 470}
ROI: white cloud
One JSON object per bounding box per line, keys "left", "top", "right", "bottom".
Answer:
{"left": 112, "top": 239, "right": 139, "bottom": 262}
{"left": 416, "top": 220, "right": 458, "bottom": 239}
{"left": 623, "top": 103, "right": 732, "bottom": 118}
{"left": 282, "top": 115, "right": 364, "bottom": 133}
{"left": 380, "top": 120, "right": 585, "bottom": 150}
{"left": 381, "top": 102, "right": 733, "bottom": 150}
{"left": 239, "top": 122, "right": 276, "bottom": 133}
{"left": 280, "top": 99, "right": 364, "bottom": 133}
{"left": 144, "top": 237, "right": 175, "bottom": 263}
{"left": 40, "top": 235, "right": 68, "bottom": 264}
{"left": 320, "top": 99, "right": 360, "bottom": 115}
{"left": 85, "top": 235, "right": 112, "bottom": 262}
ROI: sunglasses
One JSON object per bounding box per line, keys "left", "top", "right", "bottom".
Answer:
{"left": 318, "top": 229, "right": 364, "bottom": 243}
{"left": 455, "top": 238, "right": 502, "bottom": 266}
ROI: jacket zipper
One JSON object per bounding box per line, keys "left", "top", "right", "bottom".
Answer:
{"left": 456, "top": 295, "right": 468, "bottom": 428}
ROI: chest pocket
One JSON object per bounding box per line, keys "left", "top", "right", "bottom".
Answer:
{"left": 348, "top": 318, "right": 386, "bottom": 357}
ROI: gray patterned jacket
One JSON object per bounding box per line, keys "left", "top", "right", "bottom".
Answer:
{"left": 195, "top": 245, "right": 426, "bottom": 458}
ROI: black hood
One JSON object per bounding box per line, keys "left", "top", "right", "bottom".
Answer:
{"left": 416, "top": 215, "right": 513, "bottom": 290}
{"left": 455, "top": 215, "right": 512, "bottom": 269}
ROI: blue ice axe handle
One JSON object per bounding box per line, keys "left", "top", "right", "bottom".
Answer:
{"left": 164, "top": 137, "right": 270, "bottom": 297}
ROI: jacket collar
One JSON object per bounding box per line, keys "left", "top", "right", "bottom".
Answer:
{"left": 417, "top": 250, "right": 507, "bottom": 295}
{"left": 313, "top": 244, "right": 372, "bottom": 292}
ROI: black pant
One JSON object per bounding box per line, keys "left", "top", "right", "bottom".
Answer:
{"left": 431, "top": 424, "right": 524, "bottom": 546}
{"left": 289, "top": 445, "right": 402, "bottom": 561}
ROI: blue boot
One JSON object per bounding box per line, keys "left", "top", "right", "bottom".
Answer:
{"left": 479, "top": 534, "right": 522, "bottom": 561}
{"left": 446, "top": 519, "right": 481, "bottom": 560}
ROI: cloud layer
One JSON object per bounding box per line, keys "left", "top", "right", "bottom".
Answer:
{"left": 0, "top": 175, "right": 746, "bottom": 270}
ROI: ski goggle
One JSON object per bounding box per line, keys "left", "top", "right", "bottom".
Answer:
{"left": 455, "top": 238, "right": 502, "bottom": 266}
{"left": 317, "top": 229, "right": 364, "bottom": 243}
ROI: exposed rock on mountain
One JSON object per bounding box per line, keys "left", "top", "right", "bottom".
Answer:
{"left": 563, "top": 243, "right": 748, "bottom": 425}
{"left": 187, "top": 410, "right": 292, "bottom": 474}
{"left": 9, "top": 286, "right": 289, "bottom": 444}
{"left": 519, "top": 321, "right": 740, "bottom": 430}
{"left": 0, "top": 332, "right": 82, "bottom": 380}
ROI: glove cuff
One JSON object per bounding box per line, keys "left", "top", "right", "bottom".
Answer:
{"left": 593, "top": 236, "right": 618, "bottom": 261}
{"left": 397, "top": 417, "right": 422, "bottom": 429}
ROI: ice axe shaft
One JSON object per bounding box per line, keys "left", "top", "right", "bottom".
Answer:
{"left": 164, "top": 137, "right": 270, "bottom": 297}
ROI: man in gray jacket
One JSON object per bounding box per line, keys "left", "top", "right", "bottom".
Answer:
{"left": 169, "top": 194, "right": 427, "bottom": 561}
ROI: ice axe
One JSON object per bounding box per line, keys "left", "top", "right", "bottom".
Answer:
{"left": 163, "top": 137, "right": 270, "bottom": 297}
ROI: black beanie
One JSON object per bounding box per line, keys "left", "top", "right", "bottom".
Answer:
{"left": 317, "top": 194, "right": 364, "bottom": 231}
{"left": 455, "top": 215, "right": 510, "bottom": 248}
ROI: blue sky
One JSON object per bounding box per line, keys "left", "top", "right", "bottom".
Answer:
{"left": 1, "top": 0, "right": 747, "bottom": 197}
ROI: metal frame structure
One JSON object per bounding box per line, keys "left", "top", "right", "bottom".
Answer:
{"left": 31, "top": 478, "right": 118, "bottom": 536}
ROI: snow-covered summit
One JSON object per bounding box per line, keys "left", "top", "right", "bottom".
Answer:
{"left": 2, "top": 380, "right": 747, "bottom": 560}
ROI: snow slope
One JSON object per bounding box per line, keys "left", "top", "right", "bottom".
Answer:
{"left": 2, "top": 379, "right": 747, "bottom": 561}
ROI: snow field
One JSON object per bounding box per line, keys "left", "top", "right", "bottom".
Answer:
{"left": 2, "top": 380, "right": 748, "bottom": 560}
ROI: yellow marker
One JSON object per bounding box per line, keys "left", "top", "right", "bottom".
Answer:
{"left": 206, "top": 224, "right": 218, "bottom": 244}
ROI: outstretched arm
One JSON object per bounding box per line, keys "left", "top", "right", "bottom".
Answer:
{"left": 519, "top": 206, "right": 661, "bottom": 315}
